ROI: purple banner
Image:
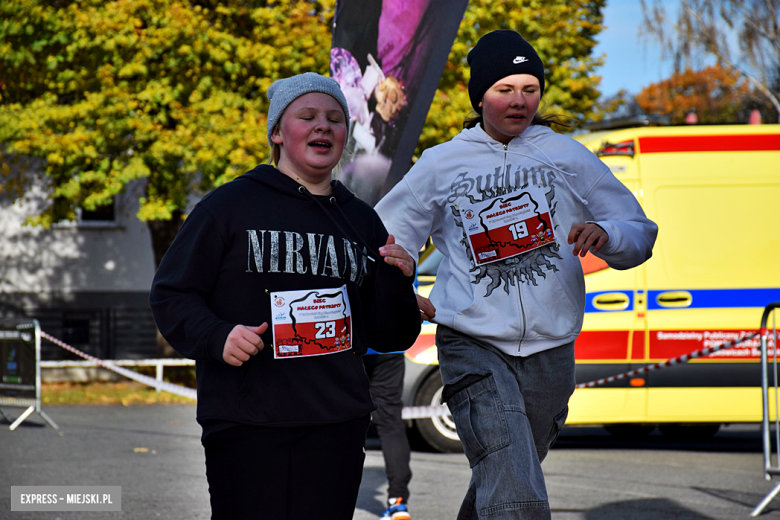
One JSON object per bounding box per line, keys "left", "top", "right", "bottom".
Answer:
{"left": 330, "top": 0, "right": 468, "bottom": 206}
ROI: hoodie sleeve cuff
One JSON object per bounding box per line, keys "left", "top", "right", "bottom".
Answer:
{"left": 207, "top": 322, "right": 236, "bottom": 364}
{"left": 586, "top": 220, "right": 617, "bottom": 253}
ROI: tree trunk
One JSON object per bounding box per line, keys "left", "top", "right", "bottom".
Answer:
{"left": 147, "top": 212, "right": 184, "bottom": 358}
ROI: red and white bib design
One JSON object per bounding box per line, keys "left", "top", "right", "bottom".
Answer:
{"left": 461, "top": 185, "right": 556, "bottom": 266}
{"left": 270, "top": 285, "right": 352, "bottom": 359}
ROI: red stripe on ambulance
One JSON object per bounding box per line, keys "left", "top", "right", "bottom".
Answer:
{"left": 631, "top": 330, "right": 645, "bottom": 360}
{"left": 649, "top": 329, "right": 765, "bottom": 360}
{"left": 574, "top": 330, "right": 630, "bottom": 360}
{"left": 639, "top": 134, "right": 780, "bottom": 153}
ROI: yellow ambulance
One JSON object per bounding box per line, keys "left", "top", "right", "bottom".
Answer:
{"left": 403, "top": 122, "right": 780, "bottom": 452}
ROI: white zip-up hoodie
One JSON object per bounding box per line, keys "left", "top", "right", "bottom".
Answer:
{"left": 376, "top": 124, "right": 658, "bottom": 357}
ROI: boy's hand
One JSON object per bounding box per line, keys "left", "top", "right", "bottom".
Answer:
{"left": 223, "top": 323, "right": 268, "bottom": 366}
{"left": 379, "top": 235, "right": 415, "bottom": 277}
{"left": 417, "top": 295, "right": 436, "bottom": 322}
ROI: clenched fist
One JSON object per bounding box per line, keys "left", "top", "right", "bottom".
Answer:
{"left": 223, "top": 323, "right": 268, "bottom": 366}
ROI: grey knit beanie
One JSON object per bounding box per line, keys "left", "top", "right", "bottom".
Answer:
{"left": 266, "top": 72, "right": 350, "bottom": 147}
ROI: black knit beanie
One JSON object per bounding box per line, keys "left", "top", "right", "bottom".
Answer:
{"left": 467, "top": 30, "right": 545, "bottom": 113}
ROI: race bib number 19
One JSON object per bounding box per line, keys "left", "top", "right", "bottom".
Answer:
{"left": 270, "top": 285, "right": 352, "bottom": 359}
{"left": 461, "top": 185, "right": 556, "bottom": 266}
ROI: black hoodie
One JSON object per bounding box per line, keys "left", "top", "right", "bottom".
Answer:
{"left": 150, "top": 165, "right": 421, "bottom": 436}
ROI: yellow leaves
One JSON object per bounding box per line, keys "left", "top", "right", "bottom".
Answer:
{"left": 56, "top": 175, "right": 81, "bottom": 200}
{"left": 118, "top": 156, "right": 150, "bottom": 183}
{"left": 195, "top": 148, "right": 215, "bottom": 164}
{"left": 137, "top": 198, "right": 176, "bottom": 222}
{"left": 47, "top": 152, "right": 65, "bottom": 166}
{"left": 118, "top": 62, "right": 148, "bottom": 79}
{"left": 0, "top": 1, "right": 340, "bottom": 228}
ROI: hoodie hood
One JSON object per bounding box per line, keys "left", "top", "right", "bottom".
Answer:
{"left": 236, "top": 164, "right": 357, "bottom": 205}
{"left": 453, "top": 123, "right": 590, "bottom": 205}
{"left": 452, "top": 122, "right": 553, "bottom": 146}
{"left": 233, "top": 164, "right": 379, "bottom": 261}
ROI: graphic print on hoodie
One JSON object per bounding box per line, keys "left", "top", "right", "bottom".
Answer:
{"left": 150, "top": 165, "right": 421, "bottom": 434}
{"left": 375, "top": 124, "right": 657, "bottom": 357}
{"left": 446, "top": 164, "right": 564, "bottom": 297}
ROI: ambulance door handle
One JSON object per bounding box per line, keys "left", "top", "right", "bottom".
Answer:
{"left": 656, "top": 291, "right": 692, "bottom": 308}
{"left": 593, "top": 293, "right": 630, "bottom": 311}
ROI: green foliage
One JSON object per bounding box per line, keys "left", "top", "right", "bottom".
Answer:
{"left": 0, "top": 0, "right": 335, "bottom": 227}
{"left": 0, "top": 0, "right": 607, "bottom": 234}
{"left": 417, "top": 0, "right": 607, "bottom": 156}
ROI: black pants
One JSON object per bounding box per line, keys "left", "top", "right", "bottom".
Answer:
{"left": 364, "top": 353, "right": 412, "bottom": 503}
{"left": 203, "top": 415, "right": 370, "bottom": 520}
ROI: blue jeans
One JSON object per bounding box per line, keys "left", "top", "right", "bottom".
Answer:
{"left": 436, "top": 325, "right": 576, "bottom": 520}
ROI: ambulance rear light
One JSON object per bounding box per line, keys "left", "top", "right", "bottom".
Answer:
{"left": 597, "top": 140, "right": 635, "bottom": 158}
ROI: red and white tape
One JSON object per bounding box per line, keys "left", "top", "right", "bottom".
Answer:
{"left": 41, "top": 332, "right": 197, "bottom": 400}
{"left": 41, "top": 331, "right": 451, "bottom": 418}
{"left": 41, "top": 330, "right": 765, "bottom": 418}
{"left": 401, "top": 404, "right": 449, "bottom": 420}
{"left": 575, "top": 331, "right": 760, "bottom": 389}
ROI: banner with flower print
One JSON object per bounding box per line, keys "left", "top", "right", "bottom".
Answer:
{"left": 330, "top": 0, "right": 469, "bottom": 206}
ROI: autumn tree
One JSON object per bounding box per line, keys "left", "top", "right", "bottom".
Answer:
{"left": 0, "top": 0, "right": 611, "bottom": 265}
{"left": 0, "top": 0, "right": 334, "bottom": 267}
{"left": 417, "top": 0, "right": 608, "bottom": 154}
{"left": 636, "top": 65, "right": 757, "bottom": 124}
{"left": 641, "top": 0, "right": 780, "bottom": 122}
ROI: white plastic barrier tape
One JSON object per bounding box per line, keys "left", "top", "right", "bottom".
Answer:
{"left": 575, "top": 331, "right": 759, "bottom": 389}
{"left": 42, "top": 331, "right": 450, "bottom": 418}
{"left": 402, "top": 405, "right": 449, "bottom": 420}
{"left": 41, "top": 331, "right": 452, "bottom": 418}
{"left": 41, "top": 332, "right": 197, "bottom": 400}
{"left": 42, "top": 330, "right": 760, "bottom": 419}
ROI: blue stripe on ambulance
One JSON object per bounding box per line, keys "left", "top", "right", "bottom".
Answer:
{"left": 584, "top": 288, "right": 780, "bottom": 313}
{"left": 584, "top": 291, "right": 634, "bottom": 313}
{"left": 646, "top": 288, "right": 780, "bottom": 310}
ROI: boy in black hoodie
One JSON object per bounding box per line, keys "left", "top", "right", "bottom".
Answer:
{"left": 149, "top": 72, "right": 421, "bottom": 520}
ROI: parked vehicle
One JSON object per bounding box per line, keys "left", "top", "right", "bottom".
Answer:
{"left": 402, "top": 122, "right": 780, "bottom": 452}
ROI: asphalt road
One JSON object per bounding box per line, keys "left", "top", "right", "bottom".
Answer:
{"left": 1, "top": 405, "right": 779, "bottom": 519}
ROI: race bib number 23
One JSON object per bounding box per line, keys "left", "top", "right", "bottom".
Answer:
{"left": 270, "top": 285, "right": 352, "bottom": 359}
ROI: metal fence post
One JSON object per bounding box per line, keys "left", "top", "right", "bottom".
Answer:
{"left": 751, "top": 302, "right": 780, "bottom": 517}
{"left": 0, "top": 319, "right": 58, "bottom": 431}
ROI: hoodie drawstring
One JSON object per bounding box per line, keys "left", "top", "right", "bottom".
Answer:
{"left": 487, "top": 140, "right": 589, "bottom": 206}
{"left": 297, "top": 186, "right": 379, "bottom": 263}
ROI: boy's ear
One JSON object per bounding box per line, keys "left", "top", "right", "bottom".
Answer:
{"left": 270, "top": 125, "right": 283, "bottom": 145}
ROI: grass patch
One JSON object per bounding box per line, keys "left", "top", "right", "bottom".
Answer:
{"left": 41, "top": 381, "right": 196, "bottom": 406}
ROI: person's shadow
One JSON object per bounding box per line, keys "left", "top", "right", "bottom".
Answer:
{"left": 583, "top": 498, "right": 714, "bottom": 519}
{"left": 355, "top": 461, "right": 390, "bottom": 516}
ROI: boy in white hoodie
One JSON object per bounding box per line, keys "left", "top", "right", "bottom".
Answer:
{"left": 376, "top": 31, "right": 658, "bottom": 519}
